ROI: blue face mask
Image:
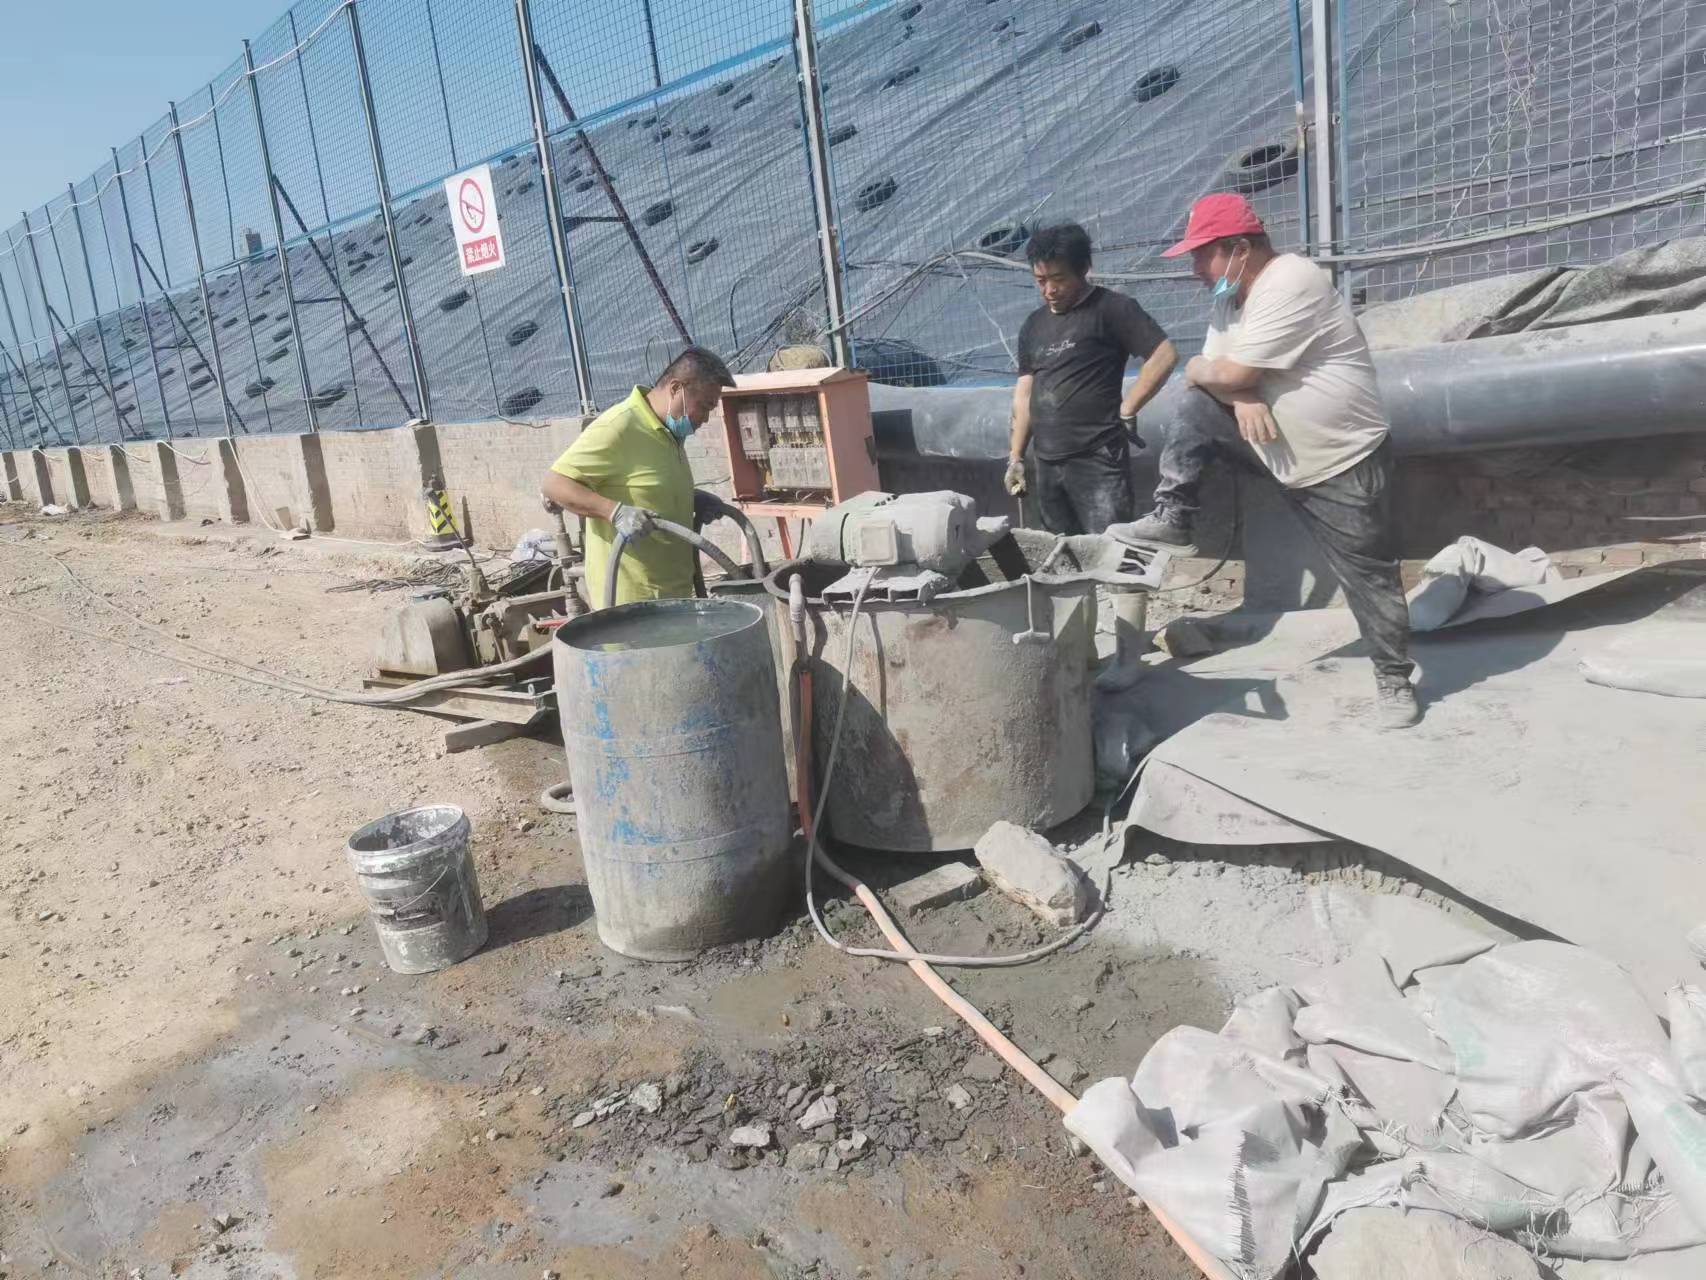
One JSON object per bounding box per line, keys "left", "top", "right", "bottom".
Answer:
{"left": 664, "top": 387, "right": 694, "bottom": 442}
{"left": 1211, "top": 245, "right": 1247, "bottom": 302}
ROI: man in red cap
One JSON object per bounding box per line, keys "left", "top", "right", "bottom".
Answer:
{"left": 1109, "top": 193, "right": 1418, "bottom": 728}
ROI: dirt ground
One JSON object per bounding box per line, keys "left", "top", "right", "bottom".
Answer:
{"left": 0, "top": 503, "right": 1466, "bottom": 1279}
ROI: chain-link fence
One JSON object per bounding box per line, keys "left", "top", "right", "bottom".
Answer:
{"left": 2, "top": 0, "right": 1704, "bottom": 452}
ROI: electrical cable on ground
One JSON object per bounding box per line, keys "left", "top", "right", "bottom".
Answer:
{"left": 0, "top": 535, "right": 545, "bottom": 706}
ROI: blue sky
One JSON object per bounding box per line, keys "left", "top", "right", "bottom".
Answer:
{"left": 0, "top": 0, "right": 285, "bottom": 219}
{"left": 0, "top": 0, "right": 797, "bottom": 229}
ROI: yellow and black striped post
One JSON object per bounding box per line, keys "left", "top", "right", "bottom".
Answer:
{"left": 421, "top": 484, "right": 462, "bottom": 550}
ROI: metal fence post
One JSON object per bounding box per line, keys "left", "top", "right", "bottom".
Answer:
{"left": 43, "top": 205, "right": 95, "bottom": 435}
{"left": 347, "top": 0, "right": 431, "bottom": 422}
{"left": 19, "top": 213, "right": 82, "bottom": 444}
{"left": 0, "top": 261, "right": 49, "bottom": 440}
{"left": 112, "top": 146, "right": 175, "bottom": 438}
{"left": 169, "top": 102, "right": 236, "bottom": 436}
{"left": 1310, "top": 0, "right": 1339, "bottom": 283}
{"left": 793, "top": 0, "right": 851, "bottom": 367}
{"left": 138, "top": 132, "right": 201, "bottom": 427}
{"left": 244, "top": 39, "right": 319, "bottom": 432}
{"left": 1288, "top": 0, "right": 1314, "bottom": 253}
{"left": 67, "top": 183, "right": 129, "bottom": 440}
{"left": 1333, "top": 0, "right": 1354, "bottom": 298}
{"left": 515, "top": 0, "right": 596, "bottom": 415}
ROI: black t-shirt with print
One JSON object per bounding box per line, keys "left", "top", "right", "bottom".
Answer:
{"left": 1017, "top": 285, "right": 1168, "bottom": 460}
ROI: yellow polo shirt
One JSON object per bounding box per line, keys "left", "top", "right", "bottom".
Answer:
{"left": 550, "top": 386, "right": 695, "bottom": 606}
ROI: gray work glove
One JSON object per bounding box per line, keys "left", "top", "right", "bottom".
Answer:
{"left": 1119, "top": 412, "right": 1139, "bottom": 439}
{"left": 1004, "top": 456, "right": 1027, "bottom": 496}
{"left": 610, "top": 502, "right": 657, "bottom": 541}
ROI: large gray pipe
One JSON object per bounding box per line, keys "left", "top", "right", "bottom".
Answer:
{"left": 868, "top": 310, "right": 1706, "bottom": 461}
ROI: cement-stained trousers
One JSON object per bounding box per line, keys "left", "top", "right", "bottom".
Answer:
{"left": 1152, "top": 388, "right": 1415, "bottom": 683}
{"left": 1034, "top": 432, "right": 1137, "bottom": 535}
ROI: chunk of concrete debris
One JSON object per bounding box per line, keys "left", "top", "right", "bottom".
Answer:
{"left": 961, "top": 1055, "right": 1004, "bottom": 1082}
{"left": 887, "top": 860, "right": 985, "bottom": 915}
{"left": 728, "top": 1123, "right": 773, "bottom": 1149}
{"left": 1044, "top": 1056, "right": 1085, "bottom": 1088}
{"left": 1311, "top": 1207, "right": 1543, "bottom": 1280}
{"left": 943, "top": 1083, "right": 972, "bottom": 1111}
{"left": 787, "top": 1141, "right": 825, "bottom": 1170}
{"left": 798, "top": 1096, "right": 838, "bottom": 1131}
{"left": 629, "top": 1082, "right": 663, "bottom": 1115}
{"left": 974, "top": 821, "right": 1091, "bottom": 927}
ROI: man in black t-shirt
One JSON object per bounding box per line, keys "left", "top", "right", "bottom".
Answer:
{"left": 1007, "top": 224, "right": 1177, "bottom": 534}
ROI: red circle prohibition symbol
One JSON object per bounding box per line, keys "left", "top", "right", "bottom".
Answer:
{"left": 458, "top": 178, "right": 486, "bottom": 234}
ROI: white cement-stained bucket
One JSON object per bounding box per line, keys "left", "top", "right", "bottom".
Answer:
{"left": 346, "top": 804, "right": 488, "bottom": 974}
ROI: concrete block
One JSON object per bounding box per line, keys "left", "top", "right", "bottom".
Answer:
{"left": 887, "top": 861, "right": 984, "bottom": 915}
{"left": 299, "top": 432, "right": 333, "bottom": 531}
{"left": 214, "top": 438, "right": 249, "bottom": 524}
{"left": 2, "top": 451, "right": 21, "bottom": 501}
{"left": 105, "top": 445, "right": 136, "bottom": 512}
{"left": 29, "top": 450, "right": 54, "bottom": 507}
{"left": 973, "top": 821, "right": 1090, "bottom": 927}
{"left": 63, "top": 447, "right": 92, "bottom": 508}
{"left": 151, "top": 442, "right": 186, "bottom": 522}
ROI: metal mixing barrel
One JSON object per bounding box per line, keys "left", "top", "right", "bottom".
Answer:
{"left": 553, "top": 598, "right": 793, "bottom": 961}
{"left": 769, "top": 543, "right": 1097, "bottom": 852}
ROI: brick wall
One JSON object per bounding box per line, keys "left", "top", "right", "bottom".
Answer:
{"left": 316, "top": 427, "right": 430, "bottom": 543}
{"left": 434, "top": 417, "right": 584, "bottom": 551}
{"left": 1393, "top": 434, "right": 1706, "bottom": 565}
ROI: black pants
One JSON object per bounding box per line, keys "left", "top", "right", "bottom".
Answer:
{"left": 1155, "top": 390, "right": 1414, "bottom": 683}
{"left": 1035, "top": 435, "right": 1136, "bottom": 535}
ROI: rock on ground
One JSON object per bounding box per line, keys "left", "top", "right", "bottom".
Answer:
{"left": 727, "top": 1123, "right": 773, "bottom": 1149}
{"left": 974, "top": 821, "right": 1091, "bottom": 927}
{"left": 1310, "top": 1208, "right": 1543, "bottom": 1280}
{"left": 888, "top": 861, "right": 985, "bottom": 915}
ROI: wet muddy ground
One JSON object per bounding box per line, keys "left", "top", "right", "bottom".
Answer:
{"left": 0, "top": 508, "right": 1448, "bottom": 1278}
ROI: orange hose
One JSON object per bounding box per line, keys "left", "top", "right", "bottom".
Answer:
{"left": 792, "top": 664, "right": 1232, "bottom": 1280}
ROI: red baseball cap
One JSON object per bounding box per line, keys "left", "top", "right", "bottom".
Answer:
{"left": 1162, "top": 193, "right": 1267, "bottom": 258}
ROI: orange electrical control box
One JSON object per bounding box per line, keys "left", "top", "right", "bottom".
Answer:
{"left": 717, "top": 367, "right": 879, "bottom": 523}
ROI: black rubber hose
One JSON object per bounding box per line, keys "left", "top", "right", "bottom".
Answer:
{"left": 604, "top": 519, "right": 748, "bottom": 610}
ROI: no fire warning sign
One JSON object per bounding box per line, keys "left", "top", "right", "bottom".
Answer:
{"left": 444, "top": 164, "right": 506, "bottom": 277}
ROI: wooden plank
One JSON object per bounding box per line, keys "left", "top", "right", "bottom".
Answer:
{"left": 360, "top": 678, "right": 550, "bottom": 725}
{"left": 443, "top": 713, "right": 548, "bottom": 754}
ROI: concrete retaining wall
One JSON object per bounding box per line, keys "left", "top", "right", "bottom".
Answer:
{"left": 18, "top": 450, "right": 52, "bottom": 507}
{"left": 229, "top": 433, "right": 331, "bottom": 532}
{"left": 155, "top": 440, "right": 234, "bottom": 524}
{"left": 76, "top": 448, "right": 118, "bottom": 510}
{"left": 316, "top": 425, "right": 434, "bottom": 543}
{"left": 434, "top": 417, "right": 584, "bottom": 551}
{"left": 9, "top": 415, "right": 1696, "bottom": 607}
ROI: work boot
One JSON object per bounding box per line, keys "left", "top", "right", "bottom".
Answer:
{"left": 1374, "top": 677, "right": 1421, "bottom": 730}
{"left": 1106, "top": 506, "right": 1197, "bottom": 555}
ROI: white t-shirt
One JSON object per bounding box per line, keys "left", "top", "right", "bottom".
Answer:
{"left": 1204, "top": 253, "right": 1389, "bottom": 488}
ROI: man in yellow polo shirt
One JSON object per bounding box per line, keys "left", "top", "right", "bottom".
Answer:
{"left": 540, "top": 346, "right": 735, "bottom": 607}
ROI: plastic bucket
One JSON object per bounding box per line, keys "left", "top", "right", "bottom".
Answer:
{"left": 346, "top": 804, "right": 488, "bottom": 974}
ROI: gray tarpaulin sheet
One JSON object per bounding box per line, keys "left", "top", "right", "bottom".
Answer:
{"left": 1126, "top": 561, "right": 1706, "bottom": 1000}
{"left": 1067, "top": 897, "right": 1706, "bottom": 1278}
